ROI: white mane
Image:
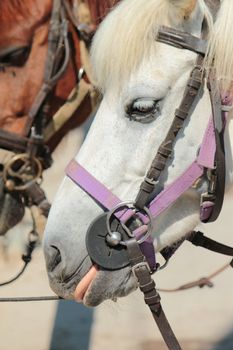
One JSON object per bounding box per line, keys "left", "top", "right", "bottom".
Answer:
{"left": 91, "top": 0, "right": 212, "bottom": 92}
{"left": 205, "top": 0, "right": 233, "bottom": 92}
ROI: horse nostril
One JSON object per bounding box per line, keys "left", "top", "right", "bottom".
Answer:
{"left": 48, "top": 245, "right": 62, "bottom": 272}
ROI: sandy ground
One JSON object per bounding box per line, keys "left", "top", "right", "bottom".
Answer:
{"left": 0, "top": 127, "right": 232, "bottom": 350}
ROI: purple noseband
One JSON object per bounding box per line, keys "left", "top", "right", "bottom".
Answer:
{"left": 66, "top": 113, "right": 224, "bottom": 271}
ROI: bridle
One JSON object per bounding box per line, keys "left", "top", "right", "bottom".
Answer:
{"left": 0, "top": 1, "right": 232, "bottom": 348}
{"left": 65, "top": 1, "right": 233, "bottom": 349}
{"left": 0, "top": 0, "right": 91, "bottom": 195}
{"left": 0, "top": 0, "right": 96, "bottom": 286}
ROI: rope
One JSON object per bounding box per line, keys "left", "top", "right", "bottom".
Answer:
{"left": 0, "top": 296, "right": 61, "bottom": 302}
{"left": 0, "top": 262, "right": 28, "bottom": 287}
{"left": 158, "top": 260, "right": 231, "bottom": 293}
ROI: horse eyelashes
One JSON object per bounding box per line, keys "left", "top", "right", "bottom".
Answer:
{"left": 0, "top": 46, "right": 31, "bottom": 68}
{"left": 125, "top": 98, "right": 162, "bottom": 124}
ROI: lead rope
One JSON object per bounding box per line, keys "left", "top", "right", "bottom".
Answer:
{"left": 158, "top": 259, "right": 232, "bottom": 293}
{"left": 126, "top": 239, "right": 182, "bottom": 350}
{"left": 0, "top": 296, "right": 61, "bottom": 302}
{"left": 125, "top": 239, "right": 232, "bottom": 349}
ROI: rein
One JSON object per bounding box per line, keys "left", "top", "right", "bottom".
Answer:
{"left": 65, "top": 3, "right": 233, "bottom": 350}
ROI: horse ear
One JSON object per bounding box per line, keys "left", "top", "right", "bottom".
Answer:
{"left": 170, "top": 0, "right": 197, "bottom": 18}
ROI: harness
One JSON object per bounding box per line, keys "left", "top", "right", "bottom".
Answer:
{"left": 0, "top": 0, "right": 93, "bottom": 196}
{"left": 0, "top": 0, "right": 96, "bottom": 286}
{"left": 65, "top": 2, "right": 233, "bottom": 349}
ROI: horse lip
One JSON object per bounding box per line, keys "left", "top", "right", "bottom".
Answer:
{"left": 62, "top": 254, "right": 90, "bottom": 284}
{"left": 74, "top": 265, "right": 99, "bottom": 302}
{"left": 82, "top": 267, "right": 136, "bottom": 307}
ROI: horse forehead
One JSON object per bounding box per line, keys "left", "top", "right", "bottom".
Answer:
{"left": 0, "top": 28, "right": 32, "bottom": 50}
{"left": 122, "top": 47, "right": 192, "bottom": 97}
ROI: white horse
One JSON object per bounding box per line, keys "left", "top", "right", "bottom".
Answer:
{"left": 43, "top": 0, "right": 233, "bottom": 307}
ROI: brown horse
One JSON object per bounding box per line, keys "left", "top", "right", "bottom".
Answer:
{"left": 85, "top": 0, "right": 119, "bottom": 25}
{"left": 0, "top": 0, "right": 119, "bottom": 237}
{"left": 0, "top": 0, "right": 88, "bottom": 150}
{"left": 0, "top": 0, "right": 118, "bottom": 148}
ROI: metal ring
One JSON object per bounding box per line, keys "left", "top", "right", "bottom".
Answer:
{"left": 106, "top": 202, "right": 135, "bottom": 245}
{"left": 78, "top": 67, "right": 85, "bottom": 81}
{"left": 106, "top": 201, "right": 153, "bottom": 246}
{"left": 3, "top": 153, "right": 43, "bottom": 191}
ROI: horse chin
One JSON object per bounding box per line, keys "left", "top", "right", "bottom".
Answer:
{"left": 83, "top": 267, "right": 138, "bottom": 307}
{"left": 48, "top": 265, "right": 137, "bottom": 307}
{"left": 48, "top": 278, "right": 77, "bottom": 301}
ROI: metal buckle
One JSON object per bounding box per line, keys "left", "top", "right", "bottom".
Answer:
{"left": 200, "top": 191, "right": 215, "bottom": 206}
{"left": 199, "top": 168, "right": 217, "bottom": 204}
{"left": 222, "top": 104, "right": 233, "bottom": 113}
{"left": 3, "top": 153, "right": 42, "bottom": 191}
{"left": 132, "top": 261, "right": 152, "bottom": 278}
{"left": 106, "top": 201, "right": 153, "bottom": 246}
{"left": 145, "top": 177, "right": 159, "bottom": 186}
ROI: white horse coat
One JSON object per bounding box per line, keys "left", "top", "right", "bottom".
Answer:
{"left": 43, "top": 0, "right": 233, "bottom": 306}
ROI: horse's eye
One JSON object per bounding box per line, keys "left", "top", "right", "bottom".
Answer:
{"left": 126, "top": 98, "right": 161, "bottom": 124}
{"left": 0, "top": 46, "right": 31, "bottom": 67}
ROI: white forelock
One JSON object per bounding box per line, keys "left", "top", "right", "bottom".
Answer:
{"left": 91, "top": 0, "right": 212, "bottom": 92}
{"left": 205, "top": 0, "right": 233, "bottom": 92}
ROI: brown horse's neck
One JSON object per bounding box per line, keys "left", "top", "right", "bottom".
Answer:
{"left": 86, "top": 0, "right": 119, "bottom": 24}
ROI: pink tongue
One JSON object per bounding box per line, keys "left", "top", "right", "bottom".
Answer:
{"left": 74, "top": 265, "right": 98, "bottom": 302}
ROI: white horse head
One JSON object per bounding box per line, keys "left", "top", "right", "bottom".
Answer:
{"left": 43, "top": 0, "right": 233, "bottom": 306}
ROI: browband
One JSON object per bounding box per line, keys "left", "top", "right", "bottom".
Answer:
{"left": 157, "top": 26, "right": 207, "bottom": 55}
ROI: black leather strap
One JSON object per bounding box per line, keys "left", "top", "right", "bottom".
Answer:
{"left": 135, "top": 55, "right": 204, "bottom": 209}
{"left": 0, "top": 129, "right": 28, "bottom": 153}
{"left": 204, "top": 75, "right": 226, "bottom": 222}
{"left": 24, "top": 0, "right": 70, "bottom": 136}
{"left": 160, "top": 236, "right": 187, "bottom": 262}
{"left": 126, "top": 239, "right": 182, "bottom": 350}
{"left": 157, "top": 26, "right": 207, "bottom": 55}
{"left": 160, "top": 230, "right": 233, "bottom": 266}
{"left": 187, "top": 231, "right": 233, "bottom": 256}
